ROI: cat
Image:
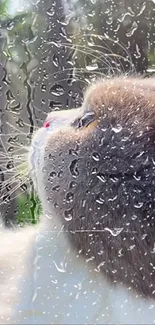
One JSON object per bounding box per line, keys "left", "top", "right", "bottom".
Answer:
{"left": 1, "top": 76, "right": 155, "bottom": 324}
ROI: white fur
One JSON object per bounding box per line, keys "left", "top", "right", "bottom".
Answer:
{"left": 0, "top": 217, "right": 155, "bottom": 324}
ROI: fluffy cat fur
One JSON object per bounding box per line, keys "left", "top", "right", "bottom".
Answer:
{"left": 1, "top": 76, "right": 155, "bottom": 324}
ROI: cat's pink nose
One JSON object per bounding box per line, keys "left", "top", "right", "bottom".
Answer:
{"left": 43, "top": 116, "right": 55, "bottom": 128}
{"left": 43, "top": 113, "right": 60, "bottom": 128}
{"left": 43, "top": 120, "right": 50, "bottom": 128}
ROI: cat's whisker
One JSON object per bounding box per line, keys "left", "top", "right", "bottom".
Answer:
{"left": 60, "top": 34, "right": 134, "bottom": 74}
{"left": 0, "top": 132, "right": 30, "bottom": 137}
{"left": 0, "top": 172, "right": 24, "bottom": 186}
{"left": 18, "top": 121, "right": 39, "bottom": 130}
{"left": 5, "top": 122, "right": 38, "bottom": 137}
{"left": 62, "top": 43, "right": 115, "bottom": 72}
{"left": 7, "top": 184, "right": 31, "bottom": 205}
{"left": 10, "top": 146, "right": 29, "bottom": 153}
{"left": 6, "top": 121, "right": 27, "bottom": 134}
{"left": 0, "top": 161, "right": 29, "bottom": 180}
{"left": 49, "top": 74, "right": 89, "bottom": 88}
{"left": 31, "top": 104, "right": 47, "bottom": 117}
{"left": 0, "top": 165, "right": 28, "bottom": 174}
{"left": 0, "top": 150, "right": 28, "bottom": 157}
{"left": 0, "top": 177, "right": 30, "bottom": 205}
{"left": 0, "top": 177, "right": 29, "bottom": 198}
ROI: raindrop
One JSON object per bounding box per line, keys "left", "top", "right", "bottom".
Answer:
{"left": 134, "top": 202, "right": 143, "bottom": 209}
{"left": 47, "top": 7, "right": 55, "bottom": 17}
{"left": 53, "top": 260, "right": 66, "bottom": 273}
{"left": 97, "top": 173, "right": 106, "bottom": 183}
{"left": 96, "top": 194, "right": 104, "bottom": 205}
{"left": 49, "top": 100, "right": 62, "bottom": 109}
{"left": 47, "top": 197, "right": 53, "bottom": 203}
{"left": 132, "top": 215, "right": 138, "bottom": 220}
{"left": 92, "top": 152, "right": 100, "bottom": 161}
{"left": 52, "top": 54, "right": 59, "bottom": 67}
{"left": 95, "top": 261, "right": 105, "bottom": 272}
{"left": 98, "top": 249, "right": 104, "bottom": 256}
{"left": 126, "top": 21, "right": 138, "bottom": 37}
{"left": 69, "top": 159, "right": 79, "bottom": 177}
{"left": 69, "top": 181, "right": 77, "bottom": 189}
{"left": 110, "top": 176, "right": 119, "bottom": 183}
{"left": 8, "top": 146, "right": 14, "bottom": 153}
{"left": 50, "top": 84, "right": 65, "bottom": 96}
{"left": 41, "top": 84, "right": 46, "bottom": 92}
{"left": 21, "top": 184, "right": 27, "bottom": 191}
{"left": 16, "top": 118, "right": 25, "bottom": 128}
{"left": 58, "top": 170, "right": 63, "bottom": 178}
{"left": 112, "top": 125, "right": 122, "bottom": 133}
{"left": 108, "top": 195, "right": 117, "bottom": 202}
{"left": 136, "top": 151, "right": 144, "bottom": 158}
{"left": 104, "top": 227, "right": 123, "bottom": 236}
{"left": 52, "top": 185, "right": 60, "bottom": 191}
{"left": 6, "top": 161, "right": 14, "bottom": 170}
{"left": 64, "top": 208, "right": 73, "bottom": 221}
{"left": 50, "top": 171, "right": 56, "bottom": 178}
{"left": 108, "top": 106, "right": 113, "bottom": 111}
{"left": 133, "top": 174, "right": 141, "bottom": 181}
{"left": 86, "top": 62, "right": 98, "bottom": 71}
{"left": 66, "top": 192, "right": 74, "bottom": 203}
{"left": 91, "top": 167, "right": 98, "bottom": 174}
{"left": 137, "top": 2, "right": 146, "bottom": 16}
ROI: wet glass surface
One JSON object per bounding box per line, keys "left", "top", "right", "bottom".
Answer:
{"left": 0, "top": 0, "right": 155, "bottom": 225}
{"left": 0, "top": 0, "right": 155, "bottom": 323}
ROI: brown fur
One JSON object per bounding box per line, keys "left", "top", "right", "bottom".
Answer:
{"left": 1, "top": 76, "right": 155, "bottom": 323}
{"left": 32, "top": 76, "right": 155, "bottom": 299}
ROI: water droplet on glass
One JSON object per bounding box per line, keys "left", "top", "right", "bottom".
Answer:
{"left": 104, "top": 227, "right": 123, "bottom": 236}
{"left": 69, "top": 159, "right": 79, "bottom": 177}
{"left": 97, "top": 173, "right": 106, "bottom": 183}
{"left": 41, "top": 84, "right": 46, "bottom": 92}
{"left": 6, "top": 161, "right": 14, "bottom": 170}
{"left": 50, "top": 84, "right": 65, "bottom": 96}
{"left": 112, "top": 125, "right": 122, "bottom": 133}
{"left": 53, "top": 54, "right": 59, "bottom": 67}
{"left": 132, "top": 215, "right": 138, "bottom": 220}
{"left": 58, "top": 170, "right": 63, "bottom": 178}
{"left": 108, "top": 195, "right": 117, "bottom": 202}
{"left": 50, "top": 171, "right": 56, "bottom": 178}
{"left": 69, "top": 181, "right": 77, "bottom": 189}
{"left": 53, "top": 260, "right": 66, "bottom": 273}
{"left": 52, "top": 185, "right": 60, "bottom": 191}
{"left": 126, "top": 21, "right": 138, "bottom": 37}
{"left": 66, "top": 192, "right": 74, "bottom": 203}
{"left": 133, "top": 174, "right": 141, "bottom": 181}
{"left": 64, "top": 208, "right": 73, "bottom": 221}
{"left": 86, "top": 62, "right": 98, "bottom": 71}
{"left": 134, "top": 202, "right": 143, "bottom": 209}
{"left": 92, "top": 152, "right": 100, "bottom": 161}
{"left": 47, "top": 7, "right": 55, "bottom": 17}
{"left": 95, "top": 261, "right": 105, "bottom": 272}
{"left": 96, "top": 193, "right": 104, "bottom": 205}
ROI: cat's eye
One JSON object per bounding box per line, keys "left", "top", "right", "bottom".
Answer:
{"left": 72, "top": 112, "right": 95, "bottom": 129}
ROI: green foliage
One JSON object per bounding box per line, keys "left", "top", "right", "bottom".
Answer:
{"left": 0, "top": 0, "right": 9, "bottom": 18}
{"left": 17, "top": 193, "right": 42, "bottom": 226}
